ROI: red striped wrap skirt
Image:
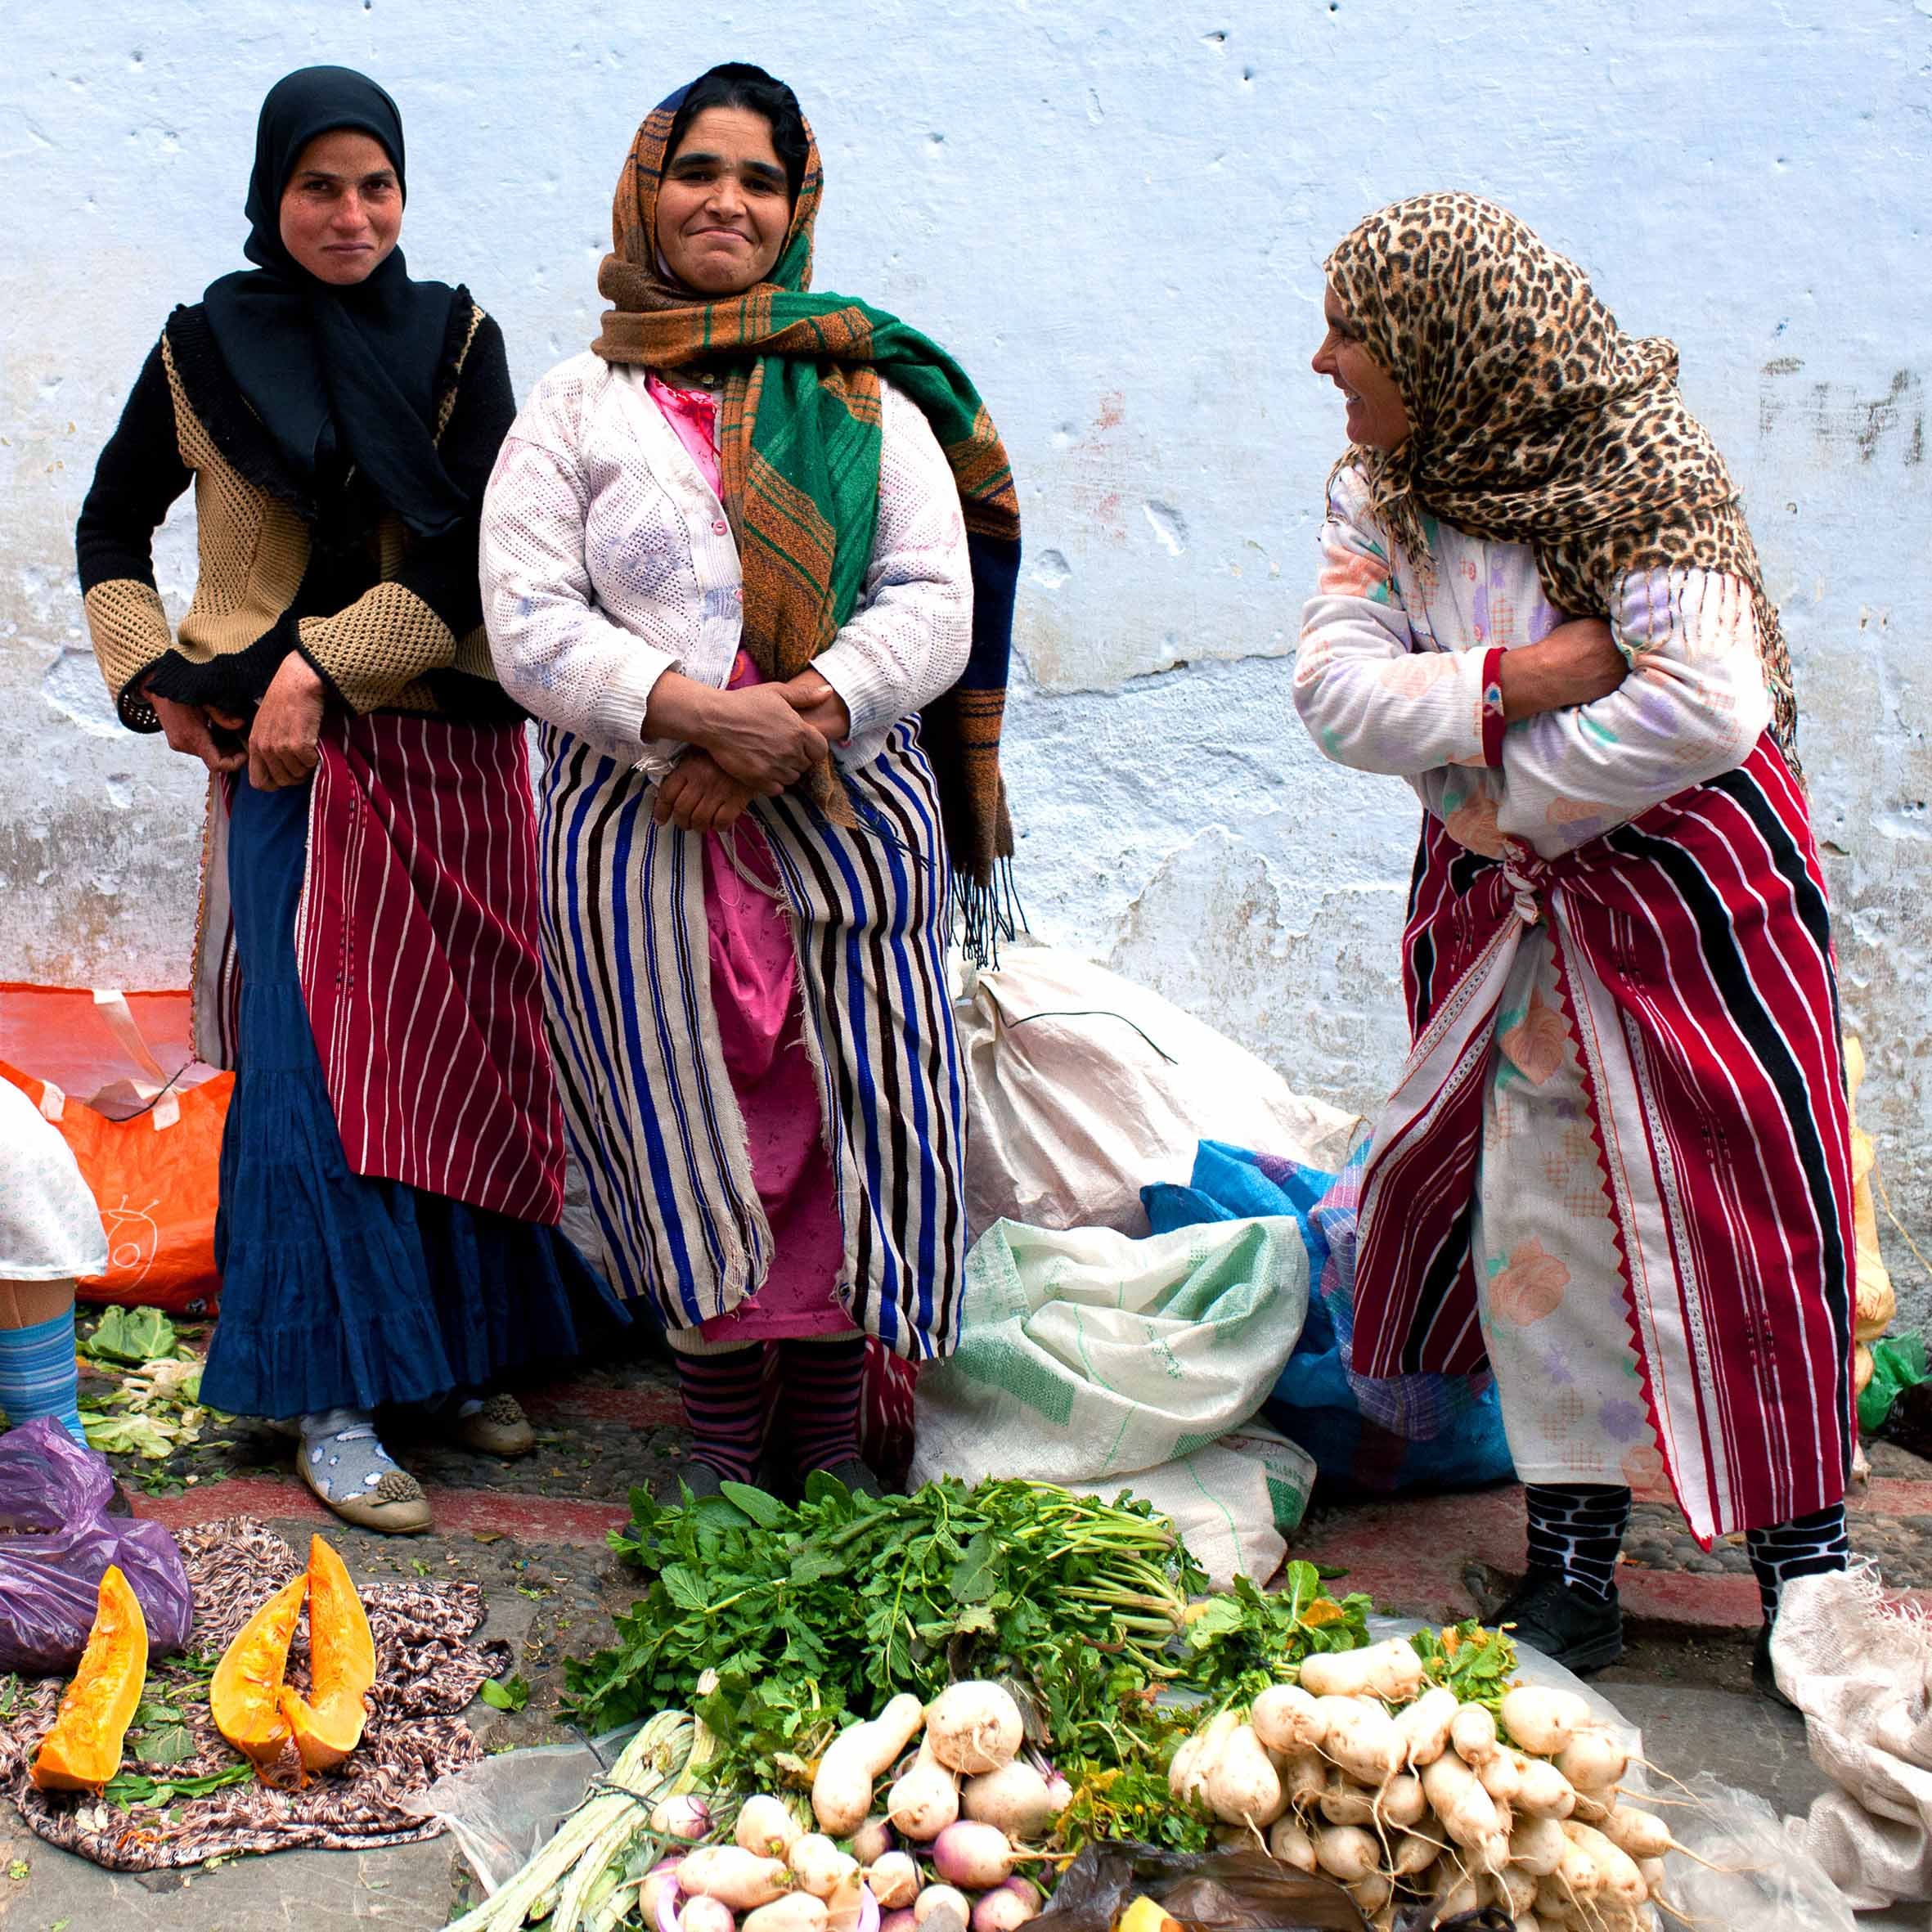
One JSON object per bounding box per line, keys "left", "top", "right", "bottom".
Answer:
{"left": 1350, "top": 734, "right": 1855, "bottom": 1543}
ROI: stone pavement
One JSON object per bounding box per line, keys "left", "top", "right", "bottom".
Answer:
{"left": 7, "top": 1337, "right": 1932, "bottom": 1928}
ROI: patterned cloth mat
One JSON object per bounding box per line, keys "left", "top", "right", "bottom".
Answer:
{"left": 0, "top": 1516, "right": 501, "bottom": 1869}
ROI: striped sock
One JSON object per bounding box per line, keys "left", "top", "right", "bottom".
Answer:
{"left": 674, "top": 1345, "right": 768, "bottom": 1483}
{"left": 1524, "top": 1482, "right": 1633, "bottom": 1603}
{"left": 0, "top": 1306, "right": 86, "bottom": 1449}
{"left": 777, "top": 1336, "right": 868, "bottom": 1473}
{"left": 1747, "top": 1503, "right": 1850, "bottom": 1622}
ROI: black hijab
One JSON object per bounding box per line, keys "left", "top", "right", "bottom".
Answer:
{"left": 202, "top": 66, "right": 466, "bottom": 535}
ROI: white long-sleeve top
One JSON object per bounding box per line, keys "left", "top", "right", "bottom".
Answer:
{"left": 1294, "top": 465, "right": 1772, "bottom": 859}
{"left": 479, "top": 352, "right": 972, "bottom": 776}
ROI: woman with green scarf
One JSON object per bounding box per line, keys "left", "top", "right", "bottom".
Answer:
{"left": 481, "top": 64, "right": 1020, "bottom": 1496}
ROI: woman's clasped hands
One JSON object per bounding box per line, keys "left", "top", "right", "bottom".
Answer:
{"left": 646, "top": 669, "right": 852, "bottom": 832}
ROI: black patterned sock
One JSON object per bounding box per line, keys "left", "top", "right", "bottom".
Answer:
{"left": 1524, "top": 1482, "right": 1633, "bottom": 1602}
{"left": 1746, "top": 1503, "right": 1850, "bottom": 1622}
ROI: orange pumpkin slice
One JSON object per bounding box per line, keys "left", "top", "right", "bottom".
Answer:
{"left": 279, "top": 1535, "right": 376, "bottom": 1773}
{"left": 211, "top": 1571, "right": 308, "bottom": 1787}
{"left": 32, "top": 1565, "right": 149, "bottom": 1793}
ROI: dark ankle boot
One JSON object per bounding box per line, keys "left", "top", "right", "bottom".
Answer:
{"left": 1494, "top": 1566, "right": 1624, "bottom": 1674}
{"left": 675, "top": 1461, "right": 726, "bottom": 1502}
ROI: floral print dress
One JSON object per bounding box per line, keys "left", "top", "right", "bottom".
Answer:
{"left": 1296, "top": 465, "right": 1773, "bottom": 1489}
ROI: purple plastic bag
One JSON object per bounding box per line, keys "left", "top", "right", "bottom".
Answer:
{"left": 0, "top": 1417, "right": 194, "bottom": 1674}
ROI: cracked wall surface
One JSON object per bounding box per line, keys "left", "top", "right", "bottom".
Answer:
{"left": 4, "top": 0, "right": 1929, "bottom": 1312}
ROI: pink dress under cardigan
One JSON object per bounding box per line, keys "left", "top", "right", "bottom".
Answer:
{"left": 647, "top": 375, "right": 851, "bottom": 1349}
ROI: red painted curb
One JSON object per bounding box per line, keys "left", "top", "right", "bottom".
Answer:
{"left": 1618, "top": 1569, "right": 1762, "bottom": 1629}
{"left": 1855, "top": 1477, "right": 1932, "bottom": 1518}
{"left": 135, "top": 1477, "right": 631, "bottom": 1547}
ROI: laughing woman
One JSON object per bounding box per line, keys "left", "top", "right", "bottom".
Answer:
{"left": 1295, "top": 195, "right": 1853, "bottom": 1688}
{"left": 77, "top": 68, "right": 613, "bottom": 1530}
{"left": 482, "top": 64, "right": 1020, "bottom": 1496}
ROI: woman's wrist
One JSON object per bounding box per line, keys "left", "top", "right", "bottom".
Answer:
{"left": 789, "top": 669, "right": 851, "bottom": 741}
{"left": 1496, "top": 650, "right": 1545, "bottom": 723}
{"left": 1497, "top": 645, "right": 1566, "bottom": 722}
{"left": 642, "top": 671, "right": 722, "bottom": 746}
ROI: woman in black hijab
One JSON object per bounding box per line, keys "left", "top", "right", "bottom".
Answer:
{"left": 76, "top": 67, "right": 614, "bottom": 1532}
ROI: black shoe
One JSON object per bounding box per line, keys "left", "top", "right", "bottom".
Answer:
{"left": 1494, "top": 1566, "right": 1624, "bottom": 1674}
{"left": 1753, "top": 1624, "right": 1797, "bottom": 1709}
{"left": 814, "top": 1456, "right": 884, "bottom": 1500}
{"left": 674, "top": 1461, "right": 727, "bottom": 1502}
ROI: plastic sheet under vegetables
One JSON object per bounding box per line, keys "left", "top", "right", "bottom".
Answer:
{"left": 1666, "top": 1772, "right": 1857, "bottom": 1930}
{"left": 410, "top": 1725, "right": 648, "bottom": 1895}
{"left": 1026, "top": 1844, "right": 1365, "bottom": 1932}
{"left": 0, "top": 1415, "right": 192, "bottom": 1672}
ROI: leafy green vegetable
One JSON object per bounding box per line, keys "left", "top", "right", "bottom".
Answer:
{"left": 79, "top": 1409, "right": 186, "bottom": 1460}
{"left": 562, "top": 1474, "right": 1392, "bottom": 1861}
{"left": 81, "top": 1305, "right": 182, "bottom": 1367}
{"left": 1181, "top": 1563, "right": 1373, "bottom": 1705}
{"left": 105, "top": 1762, "right": 253, "bottom": 1810}
{"left": 480, "top": 1674, "right": 532, "bottom": 1713}
{"left": 130, "top": 1720, "right": 196, "bottom": 1768}
{"left": 564, "top": 1476, "right": 1207, "bottom": 1791}
{"left": 1053, "top": 1723, "right": 1211, "bottom": 1856}
{"left": 1409, "top": 1619, "right": 1518, "bottom": 1713}
{"left": 76, "top": 1309, "right": 225, "bottom": 1462}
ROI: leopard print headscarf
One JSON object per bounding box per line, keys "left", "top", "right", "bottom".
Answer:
{"left": 1325, "top": 192, "right": 1798, "bottom": 762}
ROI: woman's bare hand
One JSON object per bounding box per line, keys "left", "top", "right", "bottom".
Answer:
{"left": 248, "top": 653, "right": 328, "bottom": 791}
{"left": 148, "top": 690, "right": 246, "bottom": 775}
{"left": 644, "top": 670, "right": 826, "bottom": 792}
{"left": 780, "top": 668, "right": 851, "bottom": 744}
{"left": 708, "top": 685, "right": 828, "bottom": 791}
{"left": 1498, "top": 618, "right": 1629, "bottom": 721}
{"left": 654, "top": 752, "right": 756, "bottom": 833}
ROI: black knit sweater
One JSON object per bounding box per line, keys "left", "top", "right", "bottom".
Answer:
{"left": 78, "top": 290, "right": 519, "bottom": 732}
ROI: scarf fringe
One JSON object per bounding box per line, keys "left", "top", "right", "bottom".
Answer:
{"left": 833, "top": 764, "right": 1022, "bottom": 968}
{"left": 952, "top": 856, "right": 1024, "bottom": 970}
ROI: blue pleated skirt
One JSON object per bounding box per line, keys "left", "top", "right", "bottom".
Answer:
{"left": 199, "top": 772, "right": 621, "bottom": 1422}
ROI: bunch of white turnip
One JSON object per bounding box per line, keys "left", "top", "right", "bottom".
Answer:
{"left": 1169, "top": 1638, "right": 1682, "bottom": 1931}
{"left": 651, "top": 1683, "right": 1067, "bottom": 1932}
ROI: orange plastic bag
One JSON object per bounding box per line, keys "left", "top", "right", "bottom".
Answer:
{"left": 0, "top": 985, "right": 199, "bottom": 1113}
{"left": 0, "top": 1062, "right": 229, "bottom": 1317}
{"left": 0, "top": 985, "right": 229, "bottom": 1316}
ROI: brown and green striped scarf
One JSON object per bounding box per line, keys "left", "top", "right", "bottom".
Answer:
{"left": 593, "top": 84, "right": 1021, "bottom": 944}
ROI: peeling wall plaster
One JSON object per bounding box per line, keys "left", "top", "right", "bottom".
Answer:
{"left": 4, "top": 0, "right": 1928, "bottom": 1312}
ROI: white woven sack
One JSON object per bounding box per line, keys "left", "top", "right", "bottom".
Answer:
{"left": 910, "top": 1213, "right": 1308, "bottom": 1492}
{"left": 1771, "top": 1566, "right": 1932, "bottom": 1907}
{"left": 1106, "top": 1424, "right": 1317, "bottom": 1589}
{"left": 955, "top": 944, "right": 1359, "bottom": 1239}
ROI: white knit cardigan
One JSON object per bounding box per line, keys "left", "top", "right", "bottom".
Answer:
{"left": 479, "top": 353, "right": 972, "bottom": 778}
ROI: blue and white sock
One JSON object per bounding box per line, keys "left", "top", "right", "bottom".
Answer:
{"left": 0, "top": 1306, "right": 87, "bottom": 1449}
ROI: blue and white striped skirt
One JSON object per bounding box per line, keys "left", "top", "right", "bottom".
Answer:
{"left": 535, "top": 721, "right": 968, "bottom": 1362}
